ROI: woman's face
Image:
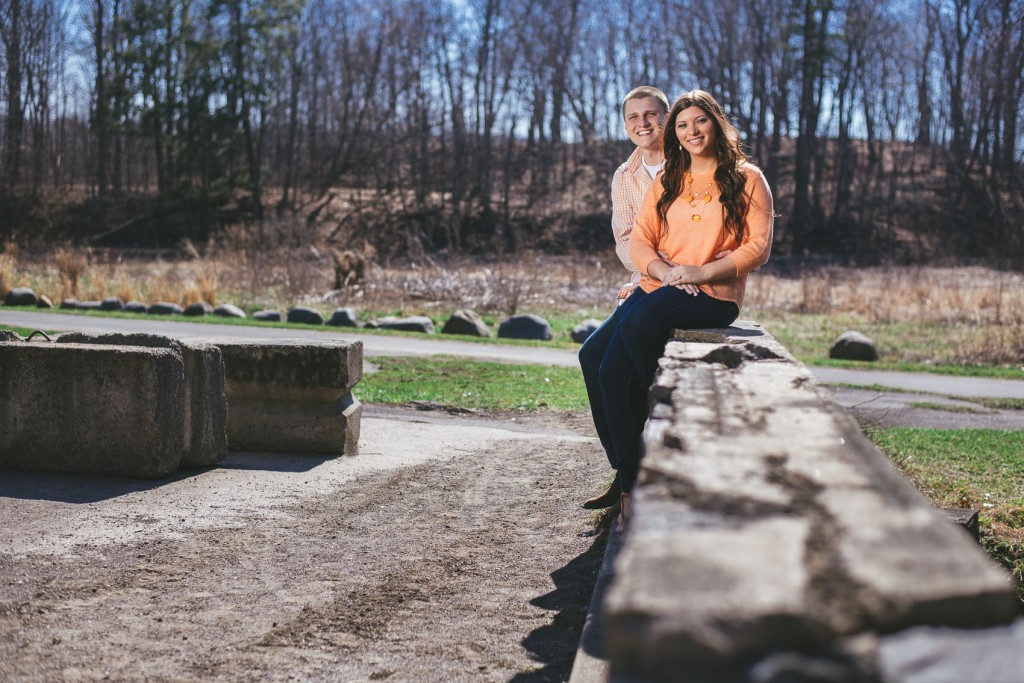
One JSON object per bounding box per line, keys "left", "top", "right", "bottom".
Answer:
{"left": 675, "top": 105, "right": 717, "bottom": 161}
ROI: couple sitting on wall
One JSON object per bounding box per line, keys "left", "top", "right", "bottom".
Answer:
{"left": 579, "top": 87, "right": 774, "bottom": 528}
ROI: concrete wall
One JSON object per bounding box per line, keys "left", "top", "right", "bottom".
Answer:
{"left": 215, "top": 340, "right": 363, "bottom": 455}
{"left": 602, "top": 321, "right": 1022, "bottom": 682}
{"left": 0, "top": 342, "right": 187, "bottom": 477}
{"left": 56, "top": 332, "right": 228, "bottom": 467}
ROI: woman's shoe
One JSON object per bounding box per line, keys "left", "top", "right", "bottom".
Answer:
{"left": 618, "top": 493, "right": 631, "bottom": 531}
{"left": 583, "top": 481, "right": 622, "bottom": 509}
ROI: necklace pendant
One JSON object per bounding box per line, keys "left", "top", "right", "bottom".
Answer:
{"left": 691, "top": 213, "right": 702, "bottom": 222}
{"left": 704, "top": 193, "right": 713, "bottom": 202}
{"left": 684, "top": 193, "right": 694, "bottom": 203}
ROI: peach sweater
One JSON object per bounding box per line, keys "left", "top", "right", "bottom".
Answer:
{"left": 629, "top": 162, "right": 773, "bottom": 308}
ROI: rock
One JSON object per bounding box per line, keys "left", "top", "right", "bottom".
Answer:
{"left": 498, "top": 314, "right": 553, "bottom": 341}
{"left": 60, "top": 298, "right": 79, "bottom": 309}
{"left": 253, "top": 310, "right": 282, "bottom": 322}
{"left": 76, "top": 300, "right": 102, "bottom": 310}
{"left": 100, "top": 296, "right": 125, "bottom": 311}
{"left": 829, "top": 331, "right": 879, "bottom": 361}
{"left": 0, "top": 330, "right": 25, "bottom": 342}
{"left": 183, "top": 301, "right": 213, "bottom": 317}
{"left": 373, "top": 315, "right": 435, "bottom": 334}
{"left": 287, "top": 307, "right": 324, "bottom": 325}
{"left": 124, "top": 301, "right": 149, "bottom": 313}
{"left": 442, "top": 309, "right": 491, "bottom": 337}
{"left": 4, "top": 287, "right": 37, "bottom": 307}
{"left": 36, "top": 295, "right": 53, "bottom": 309}
{"left": 213, "top": 304, "right": 246, "bottom": 319}
{"left": 148, "top": 302, "right": 185, "bottom": 315}
{"left": 572, "top": 318, "right": 602, "bottom": 344}
{"left": 327, "top": 307, "right": 361, "bottom": 327}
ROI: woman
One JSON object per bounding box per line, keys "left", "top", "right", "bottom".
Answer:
{"left": 582, "top": 89, "right": 773, "bottom": 526}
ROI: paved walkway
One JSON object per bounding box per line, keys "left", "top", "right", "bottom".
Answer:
{"left": 2, "top": 310, "right": 1024, "bottom": 401}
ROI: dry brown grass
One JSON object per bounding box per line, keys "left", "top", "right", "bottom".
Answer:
{"left": 0, "top": 244, "right": 16, "bottom": 299}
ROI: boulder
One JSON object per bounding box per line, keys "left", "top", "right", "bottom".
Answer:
{"left": 442, "top": 309, "right": 491, "bottom": 337}
{"left": 254, "top": 310, "right": 283, "bottom": 322}
{"left": 327, "top": 307, "right": 361, "bottom": 327}
{"left": 60, "top": 298, "right": 79, "bottom": 309}
{"left": 100, "top": 296, "right": 125, "bottom": 311}
{"left": 36, "top": 295, "right": 53, "bottom": 309}
{"left": 184, "top": 301, "right": 213, "bottom": 317}
{"left": 372, "top": 315, "right": 435, "bottom": 334}
{"left": 571, "top": 318, "right": 602, "bottom": 344}
{"left": 287, "top": 306, "right": 325, "bottom": 325}
{"left": 829, "top": 331, "right": 879, "bottom": 361}
{"left": 4, "top": 287, "right": 37, "bottom": 307}
{"left": 124, "top": 301, "right": 149, "bottom": 313}
{"left": 213, "top": 304, "right": 246, "bottom": 319}
{"left": 76, "top": 300, "right": 102, "bottom": 310}
{"left": 149, "top": 301, "right": 184, "bottom": 315}
{"left": 498, "top": 314, "right": 553, "bottom": 341}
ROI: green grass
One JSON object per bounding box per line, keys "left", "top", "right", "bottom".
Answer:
{"left": 360, "top": 355, "right": 588, "bottom": 411}
{"left": 753, "top": 310, "right": 1024, "bottom": 380}
{"left": 906, "top": 401, "right": 989, "bottom": 414}
{"left": 867, "top": 427, "right": 1024, "bottom": 596}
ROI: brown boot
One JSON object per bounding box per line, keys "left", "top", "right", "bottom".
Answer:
{"left": 583, "top": 481, "right": 621, "bottom": 509}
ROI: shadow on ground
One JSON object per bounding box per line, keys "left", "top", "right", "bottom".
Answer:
{"left": 0, "top": 453, "right": 334, "bottom": 503}
{"left": 512, "top": 530, "right": 609, "bottom": 682}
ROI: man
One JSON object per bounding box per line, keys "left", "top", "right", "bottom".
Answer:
{"left": 610, "top": 86, "right": 671, "bottom": 303}
{"left": 579, "top": 86, "right": 670, "bottom": 511}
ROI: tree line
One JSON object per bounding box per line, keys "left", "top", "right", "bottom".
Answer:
{"left": 1, "top": 0, "right": 1022, "bottom": 264}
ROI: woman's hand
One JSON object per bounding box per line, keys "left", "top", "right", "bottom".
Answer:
{"left": 662, "top": 264, "right": 706, "bottom": 295}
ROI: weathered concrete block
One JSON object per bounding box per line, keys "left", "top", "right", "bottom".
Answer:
{"left": 603, "top": 320, "right": 1018, "bottom": 682}
{"left": 0, "top": 342, "right": 186, "bottom": 477}
{"left": 214, "top": 340, "right": 363, "bottom": 455}
{"left": 57, "top": 333, "right": 228, "bottom": 468}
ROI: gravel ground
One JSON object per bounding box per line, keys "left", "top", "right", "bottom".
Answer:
{"left": 0, "top": 406, "right": 610, "bottom": 682}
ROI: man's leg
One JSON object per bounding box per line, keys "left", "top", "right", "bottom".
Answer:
{"left": 578, "top": 287, "right": 645, "bottom": 468}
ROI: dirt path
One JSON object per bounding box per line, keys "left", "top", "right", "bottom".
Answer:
{"left": 0, "top": 407, "right": 610, "bottom": 682}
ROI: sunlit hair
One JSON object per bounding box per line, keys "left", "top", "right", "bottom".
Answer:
{"left": 620, "top": 86, "right": 670, "bottom": 120}
{"left": 657, "top": 90, "right": 749, "bottom": 241}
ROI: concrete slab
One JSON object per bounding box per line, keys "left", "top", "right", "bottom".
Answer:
{"left": 0, "top": 342, "right": 186, "bottom": 478}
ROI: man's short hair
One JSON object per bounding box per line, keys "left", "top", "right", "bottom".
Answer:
{"left": 621, "top": 86, "right": 670, "bottom": 120}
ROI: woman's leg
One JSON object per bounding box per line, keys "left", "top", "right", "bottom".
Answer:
{"left": 612, "top": 289, "right": 739, "bottom": 492}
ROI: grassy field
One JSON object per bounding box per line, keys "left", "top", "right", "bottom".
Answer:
{"left": 3, "top": 245, "right": 1022, "bottom": 374}
{"left": 360, "top": 356, "right": 588, "bottom": 411}
{"left": 868, "top": 427, "right": 1024, "bottom": 598}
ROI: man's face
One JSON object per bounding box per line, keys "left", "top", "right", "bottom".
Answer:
{"left": 623, "top": 96, "right": 667, "bottom": 152}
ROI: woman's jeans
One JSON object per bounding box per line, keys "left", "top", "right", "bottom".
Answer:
{"left": 579, "top": 286, "right": 739, "bottom": 492}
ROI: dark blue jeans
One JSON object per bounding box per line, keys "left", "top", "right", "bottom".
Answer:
{"left": 579, "top": 286, "right": 738, "bottom": 492}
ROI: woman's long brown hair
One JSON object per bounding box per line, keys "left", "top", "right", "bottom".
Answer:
{"left": 657, "top": 90, "right": 750, "bottom": 242}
